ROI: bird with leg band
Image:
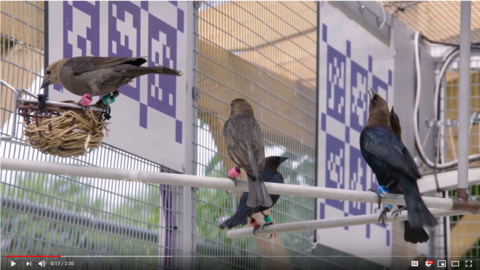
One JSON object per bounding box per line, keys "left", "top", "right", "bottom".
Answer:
{"left": 223, "top": 98, "right": 273, "bottom": 208}
{"left": 219, "top": 156, "right": 288, "bottom": 239}
{"left": 360, "top": 88, "right": 438, "bottom": 244}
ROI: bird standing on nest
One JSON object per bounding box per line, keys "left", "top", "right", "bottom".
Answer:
{"left": 40, "top": 56, "right": 182, "bottom": 107}
{"left": 219, "top": 156, "right": 289, "bottom": 237}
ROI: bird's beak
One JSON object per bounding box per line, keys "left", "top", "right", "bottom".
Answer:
{"left": 390, "top": 106, "right": 395, "bottom": 114}
{"left": 40, "top": 78, "right": 50, "bottom": 89}
{"left": 368, "top": 88, "right": 375, "bottom": 101}
{"left": 279, "top": 157, "right": 289, "bottom": 164}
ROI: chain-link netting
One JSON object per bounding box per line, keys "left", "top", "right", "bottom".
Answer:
{"left": 192, "top": 2, "right": 383, "bottom": 269}
{"left": 1, "top": 2, "right": 183, "bottom": 269}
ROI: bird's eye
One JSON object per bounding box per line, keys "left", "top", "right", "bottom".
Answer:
{"left": 46, "top": 70, "right": 51, "bottom": 75}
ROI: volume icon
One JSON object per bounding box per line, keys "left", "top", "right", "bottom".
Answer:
{"left": 38, "top": 261, "right": 46, "bottom": 267}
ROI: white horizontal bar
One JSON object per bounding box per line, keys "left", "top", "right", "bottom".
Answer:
{"left": 226, "top": 209, "right": 470, "bottom": 239}
{"left": 0, "top": 158, "right": 459, "bottom": 210}
{"left": 419, "top": 167, "right": 480, "bottom": 193}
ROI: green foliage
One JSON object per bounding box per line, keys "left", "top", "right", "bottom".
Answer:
{"left": 204, "top": 154, "right": 226, "bottom": 177}
{"left": 1, "top": 170, "right": 168, "bottom": 269}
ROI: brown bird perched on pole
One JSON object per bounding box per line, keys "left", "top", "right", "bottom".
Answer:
{"left": 223, "top": 98, "right": 273, "bottom": 208}
{"left": 40, "top": 56, "right": 181, "bottom": 99}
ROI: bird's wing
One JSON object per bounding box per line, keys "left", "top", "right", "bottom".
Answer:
{"left": 361, "top": 128, "right": 421, "bottom": 180}
{"left": 239, "top": 192, "right": 249, "bottom": 205}
{"left": 401, "top": 146, "right": 422, "bottom": 179}
{"left": 65, "top": 57, "right": 147, "bottom": 76}
{"left": 223, "top": 116, "right": 265, "bottom": 178}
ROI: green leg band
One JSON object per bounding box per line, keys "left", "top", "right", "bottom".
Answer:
{"left": 102, "top": 93, "right": 116, "bottom": 105}
{"left": 263, "top": 215, "right": 272, "bottom": 223}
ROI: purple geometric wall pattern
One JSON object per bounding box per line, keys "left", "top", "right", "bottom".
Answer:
{"left": 325, "top": 134, "right": 346, "bottom": 211}
{"left": 372, "top": 75, "right": 389, "bottom": 104}
{"left": 348, "top": 146, "right": 367, "bottom": 216}
{"left": 56, "top": 1, "right": 101, "bottom": 92}
{"left": 350, "top": 61, "right": 368, "bottom": 132}
{"left": 326, "top": 45, "right": 346, "bottom": 124}
{"left": 108, "top": 1, "right": 142, "bottom": 101}
{"left": 147, "top": 13, "right": 178, "bottom": 119}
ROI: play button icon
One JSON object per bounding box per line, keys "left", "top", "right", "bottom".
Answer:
{"left": 11, "top": 261, "right": 16, "bottom": 267}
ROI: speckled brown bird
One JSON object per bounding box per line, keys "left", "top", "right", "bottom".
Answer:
{"left": 223, "top": 98, "right": 272, "bottom": 208}
{"left": 40, "top": 56, "right": 181, "bottom": 97}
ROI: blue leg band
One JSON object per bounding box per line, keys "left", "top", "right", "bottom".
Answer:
{"left": 377, "top": 185, "right": 389, "bottom": 197}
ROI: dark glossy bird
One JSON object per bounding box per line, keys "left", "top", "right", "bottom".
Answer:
{"left": 219, "top": 156, "right": 288, "bottom": 235}
{"left": 223, "top": 98, "right": 272, "bottom": 208}
{"left": 360, "top": 88, "right": 438, "bottom": 231}
{"left": 40, "top": 56, "right": 181, "bottom": 100}
{"left": 378, "top": 107, "right": 430, "bottom": 244}
{"left": 389, "top": 107, "right": 402, "bottom": 142}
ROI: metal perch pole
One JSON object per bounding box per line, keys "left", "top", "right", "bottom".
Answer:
{"left": 2, "top": 158, "right": 480, "bottom": 213}
{"left": 226, "top": 210, "right": 470, "bottom": 239}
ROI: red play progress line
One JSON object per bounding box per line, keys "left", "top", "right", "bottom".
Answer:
{"left": 5, "top": 255, "right": 61, "bottom": 257}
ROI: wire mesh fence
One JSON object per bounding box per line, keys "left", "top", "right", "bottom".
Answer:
{"left": 4, "top": 1, "right": 480, "bottom": 270}
{"left": 383, "top": 1, "right": 480, "bottom": 45}
{"left": 193, "top": 1, "right": 382, "bottom": 270}
{"left": 440, "top": 53, "right": 480, "bottom": 269}
{"left": 1, "top": 2, "right": 184, "bottom": 269}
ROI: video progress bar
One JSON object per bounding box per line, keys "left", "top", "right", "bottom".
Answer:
{"left": 5, "top": 256, "right": 173, "bottom": 258}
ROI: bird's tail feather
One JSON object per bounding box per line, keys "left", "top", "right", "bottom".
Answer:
{"left": 399, "top": 176, "right": 438, "bottom": 229}
{"left": 219, "top": 197, "right": 251, "bottom": 230}
{"left": 130, "top": 66, "right": 182, "bottom": 76}
{"left": 246, "top": 174, "right": 273, "bottom": 208}
{"left": 403, "top": 220, "right": 429, "bottom": 244}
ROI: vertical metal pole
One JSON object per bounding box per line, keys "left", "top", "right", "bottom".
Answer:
{"left": 456, "top": 1, "right": 472, "bottom": 200}
{"left": 180, "top": 2, "right": 200, "bottom": 269}
{"left": 313, "top": 0, "right": 321, "bottom": 245}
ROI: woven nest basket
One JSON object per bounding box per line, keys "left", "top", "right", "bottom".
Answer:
{"left": 18, "top": 100, "right": 110, "bottom": 158}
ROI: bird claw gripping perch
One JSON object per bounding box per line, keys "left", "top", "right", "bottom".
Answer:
{"left": 378, "top": 204, "right": 393, "bottom": 226}
{"left": 262, "top": 215, "right": 276, "bottom": 239}
{"left": 368, "top": 185, "right": 389, "bottom": 209}
{"left": 391, "top": 206, "right": 406, "bottom": 220}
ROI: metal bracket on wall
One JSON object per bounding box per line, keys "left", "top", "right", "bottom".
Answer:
{"left": 329, "top": 1, "right": 391, "bottom": 47}
{"left": 192, "top": 87, "right": 201, "bottom": 100}
{"left": 425, "top": 112, "right": 480, "bottom": 128}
